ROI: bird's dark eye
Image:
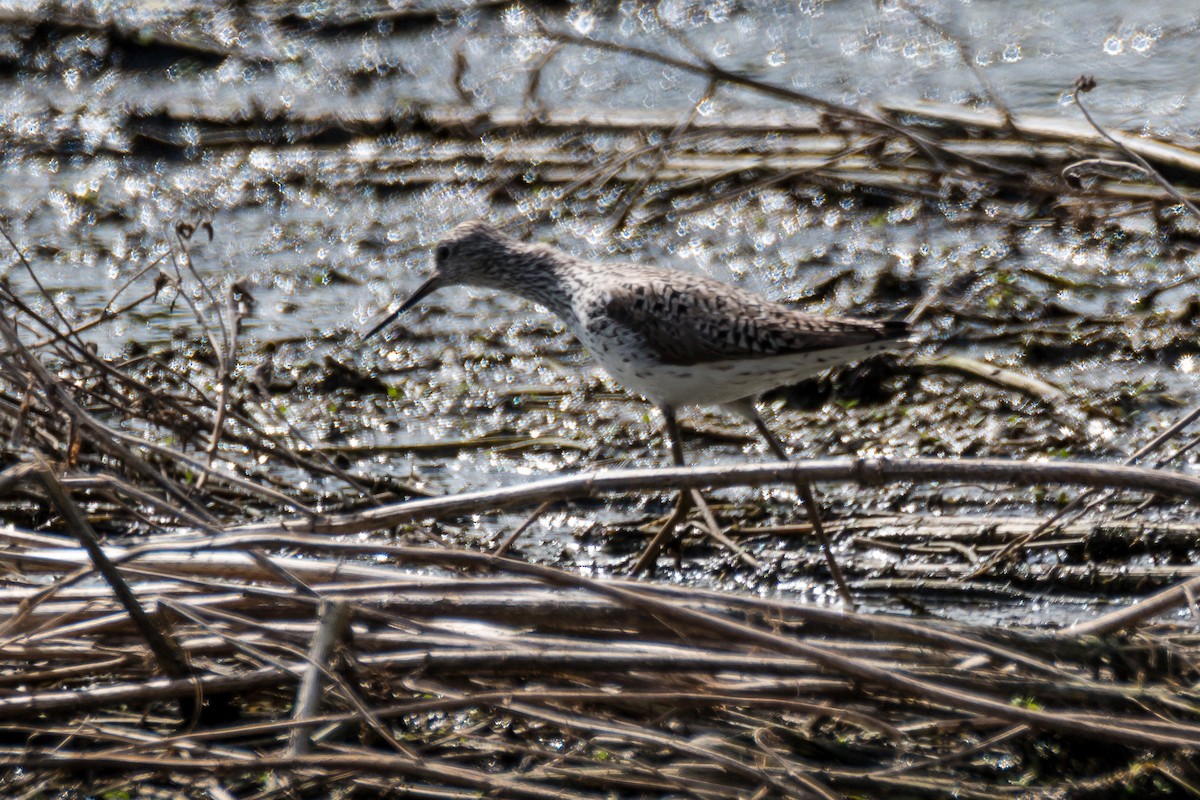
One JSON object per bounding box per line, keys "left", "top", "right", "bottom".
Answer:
{"left": 435, "top": 243, "right": 451, "bottom": 263}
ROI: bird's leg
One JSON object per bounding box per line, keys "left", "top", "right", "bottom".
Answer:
{"left": 632, "top": 406, "right": 756, "bottom": 574}
{"left": 632, "top": 406, "right": 690, "bottom": 574}
{"left": 663, "top": 404, "right": 686, "bottom": 467}
{"left": 729, "top": 399, "right": 856, "bottom": 609}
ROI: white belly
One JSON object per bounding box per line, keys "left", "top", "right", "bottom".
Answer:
{"left": 586, "top": 341, "right": 898, "bottom": 409}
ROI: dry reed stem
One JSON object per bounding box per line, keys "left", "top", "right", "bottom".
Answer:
{"left": 225, "top": 456, "right": 1200, "bottom": 537}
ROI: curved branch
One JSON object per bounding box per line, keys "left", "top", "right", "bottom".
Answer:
{"left": 229, "top": 456, "right": 1200, "bottom": 536}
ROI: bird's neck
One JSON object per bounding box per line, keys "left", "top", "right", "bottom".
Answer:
{"left": 488, "top": 243, "right": 580, "bottom": 320}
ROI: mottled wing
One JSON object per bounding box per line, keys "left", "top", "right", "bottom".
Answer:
{"left": 597, "top": 273, "right": 908, "bottom": 367}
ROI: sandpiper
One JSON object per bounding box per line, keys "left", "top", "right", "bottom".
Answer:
{"left": 366, "top": 221, "right": 911, "bottom": 585}
{"left": 367, "top": 220, "right": 908, "bottom": 458}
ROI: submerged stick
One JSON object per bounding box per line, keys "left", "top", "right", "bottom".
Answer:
{"left": 914, "top": 355, "right": 1068, "bottom": 406}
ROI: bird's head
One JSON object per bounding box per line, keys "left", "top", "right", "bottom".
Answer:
{"left": 363, "top": 221, "right": 518, "bottom": 341}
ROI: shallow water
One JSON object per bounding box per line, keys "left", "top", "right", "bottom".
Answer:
{"left": 1, "top": 0, "right": 1198, "bottom": 624}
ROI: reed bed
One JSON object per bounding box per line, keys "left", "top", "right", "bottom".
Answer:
{"left": 2, "top": 527, "right": 1199, "bottom": 799}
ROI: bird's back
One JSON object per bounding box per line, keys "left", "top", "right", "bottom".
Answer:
{"left": 570, "top": 261, "right": 908, "bottom": 364}
{"left": 556, "top": 260, "right": 909, "bottom": 408}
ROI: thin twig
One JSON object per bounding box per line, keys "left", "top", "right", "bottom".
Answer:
{"left": 1071, "top": 75, "right": 1200, "bottom": 220}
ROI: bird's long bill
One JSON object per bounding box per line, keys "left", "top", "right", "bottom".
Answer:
{"left": 361, "top": 275, "right": 441, "bottom": 342}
